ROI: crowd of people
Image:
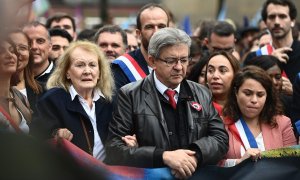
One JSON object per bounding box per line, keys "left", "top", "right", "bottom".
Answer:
{"left": 0, "top": 0, "right": 300, "bottom": 179}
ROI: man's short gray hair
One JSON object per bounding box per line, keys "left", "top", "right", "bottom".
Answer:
{"left": 148, "top": 28, "right": 191, "bottom": 58}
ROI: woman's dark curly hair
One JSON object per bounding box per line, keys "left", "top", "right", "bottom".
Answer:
{"left": 223, "top": 66, "right": 284, "bottom": 127}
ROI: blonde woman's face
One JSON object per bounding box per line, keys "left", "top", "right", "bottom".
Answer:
{"left": 67, "top": 47, "right": 99, "bottom": 95}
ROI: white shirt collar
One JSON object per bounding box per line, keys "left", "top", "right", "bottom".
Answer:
{"left": 69, "top": 85, "right": 105, "bottom": 101}
{"left": 37, "top": 61, "right": 54, "bottom": 78}
{"left": 148, "top": 66, "right": 153, "bottom": 74}
{"left": 153, "top": 72, "right": 180, "bottom": 96}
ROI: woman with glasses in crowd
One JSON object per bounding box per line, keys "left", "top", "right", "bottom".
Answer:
{"left": 9, "top": 30, "right": 42, "bottom": 113}
{"left": 0, "top": 37, "right": 32, "bottom": 133}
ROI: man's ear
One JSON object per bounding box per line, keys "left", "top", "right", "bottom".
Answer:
{"left": 72, "top": 32, "right": 77, "bottom": 41}
{"left": 203, "top": 37, "right": 209, "bottom": 46}
{"left": 291, "top": 21, "right": 295, "bottom": 27}
{"left": 136, "top": 29, "right": 141, "bottom": 39}
{"left": 148, "top": 56, "right": 156, "bottom": 70}
{"left": 48, "top": 42, "right": 52, "bottom": 52}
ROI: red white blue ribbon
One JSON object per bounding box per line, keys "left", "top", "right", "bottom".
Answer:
{"left": 113, "top": 54, "right": 147, "bottom": 82}
{"left": 235, "top": 119, "right": 258, "bottom": 150}
{"left": 255, "top": 44, "right": 274, "bottom": 56}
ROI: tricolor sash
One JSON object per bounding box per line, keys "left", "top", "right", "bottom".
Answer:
{"left": 255, "top": 44, "right": 287, "bottom": 78}
{"left": 234, "top": 119, "right": 258, "bottom": 150}
{"left": 0, "top": 105, "right": 21, "bottom": 133}
{"left": 228, "top": 122, "right": 246, "bottom": 150}
{"left": 255, "top": 44, "right": 274, "bottom": 56}
{"left": 239, "top": 118, "right": 258, "bottom": 148}
{"left": 228, "top": 117, "right": 261, "bottom": 152}
{"left": 113, "top": 54, "right": 147, "bottom": 82}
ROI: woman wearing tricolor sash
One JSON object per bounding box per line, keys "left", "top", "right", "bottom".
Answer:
{"left": 243, "top": 55, "right": 293, "bottom": 122}
{"left": 221, "top": 66, "right": 297, "bottom": 167}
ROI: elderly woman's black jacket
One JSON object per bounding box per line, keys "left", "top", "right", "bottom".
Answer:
{"left": 35, "top": 87, "right": 113, "bottom": 154}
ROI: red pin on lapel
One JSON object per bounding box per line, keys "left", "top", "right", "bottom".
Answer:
{"left": 190, "top": 102, "right": 202, "bottom": 111}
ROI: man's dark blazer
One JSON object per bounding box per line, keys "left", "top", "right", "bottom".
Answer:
{"left": 35, "top": 87, "right": 113, "bottom": 154}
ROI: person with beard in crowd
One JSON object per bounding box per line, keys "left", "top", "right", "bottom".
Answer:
{"left": 244, "top": 0, "right": 300, "bottom": 84}
{"left": 112, "top": 3, "right": 169, "bottom": 90}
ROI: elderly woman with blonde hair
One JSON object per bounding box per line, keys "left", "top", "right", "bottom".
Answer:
{"left": 36, "top": 41, "right": 114, "bottom": 161}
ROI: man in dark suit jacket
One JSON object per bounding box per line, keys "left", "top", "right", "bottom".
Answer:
{"left": 105, "top": 28, "right": 229, "bottom": 179}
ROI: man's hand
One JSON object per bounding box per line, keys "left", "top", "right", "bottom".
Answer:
{"left": 271, "top": 47, "right": 292, "bottom": 64}
{"left": 163, "top": 149, "right": 198, "bottom": 179}
{"left": 122, "top": 134, "right": 138, "bottom": 147}
{"left": 281, "top": 76, "right": 293, "bottom": 95}
{"left": 171, "top": 154, "right": 198, "bottom": 179}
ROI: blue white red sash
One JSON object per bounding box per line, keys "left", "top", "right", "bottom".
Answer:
{"left": 228, "top": 121, "right": 245, "bottom": 150}
{"left": 239, "top": 118, "right": 258, "bottom": 148}
{"left": 0, "top": 105, "right": 21, "bottom": 133}
{"left": 234, "top": 119, "right": 258, "bottom": 150}
{"left": 255, "top": 44, "right": 274, "bottom": 56}
{"left": 255, "top": 44, "right": 287, "bottom": 78}
{"left": 112, "top": 54, "right": 147, "bottom": 82}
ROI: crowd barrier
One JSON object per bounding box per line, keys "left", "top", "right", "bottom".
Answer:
{"left": 52, "top": 139, "right": 300, "bottom": 180}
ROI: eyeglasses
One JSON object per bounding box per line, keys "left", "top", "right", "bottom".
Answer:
{"left": 157, "top": 57, "right": 191, "bottom": 67}
{"left": 0, "top": 46, "right": 15, "bottom": 55}
{"left": 16, "top": 44, "right": 29, "bottom": 55}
